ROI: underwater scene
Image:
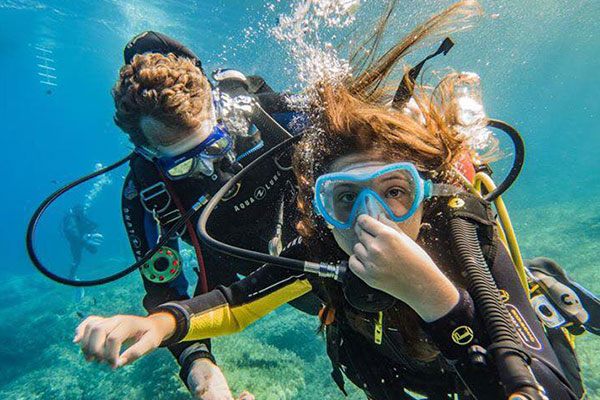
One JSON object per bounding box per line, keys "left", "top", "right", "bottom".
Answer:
{"left": 2, "top": 0, "right": 600, "bottom": 399}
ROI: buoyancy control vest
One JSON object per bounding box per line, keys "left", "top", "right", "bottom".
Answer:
{"left": 322, "top": 192, "right": 583, "bottom": 400}
{"left": 122, "top": 74, "right": 302, "bottom": 290}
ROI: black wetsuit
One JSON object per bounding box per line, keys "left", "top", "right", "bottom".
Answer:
{"left": 155, "top": 210, "right": 578, "bottom": 399}
{"left": 120, "top": 91, "right": 319, "bottom": 381}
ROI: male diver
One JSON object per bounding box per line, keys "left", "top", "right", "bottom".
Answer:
{"left": 114, "top": 31, "right": 317, "bottom": 399}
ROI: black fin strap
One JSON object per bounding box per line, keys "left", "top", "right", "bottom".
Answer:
{"left": 392, "top": 37, "right": 454, "bottom": 108}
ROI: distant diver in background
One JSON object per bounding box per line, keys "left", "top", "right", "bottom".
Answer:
{"left": 62, "top": 204, "right": 103, "bottom": 299}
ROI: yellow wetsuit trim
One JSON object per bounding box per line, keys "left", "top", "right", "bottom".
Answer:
{"left": 183, "top": 279, "right": 313, "bottom": 341}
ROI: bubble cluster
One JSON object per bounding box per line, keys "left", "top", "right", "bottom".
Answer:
{"left": 83, "top": 163, "right": 113, "bottom": 212}
{"left": 270, "top": 0, "right": 360, "bottom": 90}
{"left": 451, "top": 72, "right": 493, "bottom": 152}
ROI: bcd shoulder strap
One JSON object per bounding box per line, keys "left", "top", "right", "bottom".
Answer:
{"left": 441, "top": 191, "right": 499, "bottom": 269}
{"left": 129, "top": 154, "right": 186, "bottom": 236}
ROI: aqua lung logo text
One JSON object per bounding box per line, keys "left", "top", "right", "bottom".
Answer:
{"left": 234, "top": 171, "right": 281, "bottom": 212}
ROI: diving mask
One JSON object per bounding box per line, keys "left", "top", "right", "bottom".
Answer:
{"left": 135, "top": 121, "right": 233, "bottom": 180}
{"left": 314, "top": 162, "right": 458, "bottom": 229}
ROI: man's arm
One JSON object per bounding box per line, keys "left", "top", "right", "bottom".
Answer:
{"left": 120, "top": 172, "right": 214, "bottom": 384}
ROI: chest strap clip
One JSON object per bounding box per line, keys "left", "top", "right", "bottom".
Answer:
{"left": 140, "top": 182, "right": 171, "bottom": 214}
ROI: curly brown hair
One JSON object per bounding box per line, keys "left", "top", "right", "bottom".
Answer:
{"left": 112, "top": 53, "right": 212, "bottom": 147}
{"left": 293, "top": 1, "right": 483, "bottom": 361}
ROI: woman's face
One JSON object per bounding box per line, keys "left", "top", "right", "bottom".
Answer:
{"left": 325, "top": 153, "right": 424, "bottom": 256}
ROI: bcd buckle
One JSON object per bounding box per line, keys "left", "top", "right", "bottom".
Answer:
{"left": 140, "top": 182, "right": 171, "bottom": 214}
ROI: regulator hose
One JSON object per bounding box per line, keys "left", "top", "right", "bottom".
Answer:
{"left": 196, "top": 101, "right": 318, "bottom": 273}
{"left": 484, "top": 119, "right": 525, "bottom": 202}
{"left": 196, "top": 133, "right": 309, "bottom": 273}
{"left": 449, "top": 217, "right": 546, "bottom": 399}
{"left": 26, "top": 154, "right": 204, "bottom": 287}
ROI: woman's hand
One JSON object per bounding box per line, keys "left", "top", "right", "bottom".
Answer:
{"left": 349, "top": 214, "right": 459, "bottom": 322}
{"left": 73, "top": 313, "right": 176, "bottom": 369}
{"left": 187, "top": 358, "right": 255, "bottom": 400}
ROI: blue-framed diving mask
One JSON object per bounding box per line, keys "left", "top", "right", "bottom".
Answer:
{"left": 314, "top": 162, "right": 459, "bottom": 230}
{"left": 134, "top": 122, "right": 233, "bottom": 180}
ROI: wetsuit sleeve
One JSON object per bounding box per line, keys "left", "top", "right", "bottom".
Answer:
{"left": 421, "top": 245, "right": 577, "bottom": 399}
{"left": 154, "top": 260, "right": 312, "bottom": 344}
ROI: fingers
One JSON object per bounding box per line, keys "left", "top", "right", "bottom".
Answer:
{"left": 104, "top": 321, "right": 129, "bottom": 369}
{"left": 74, "top": 315, "right": 102, "bottom": 343}
{"left": 81, "top": 317, "right": 122, "bottom": 363}
{"left": 348, "top": 255, "right": 367, "bottom": 277}
{"left": 117, "top": 333, "right": 159, "bottom": 368}
{"left": 354, "top": 225, "right": 375, "bottom": 248}
{"left": 353, "top": 242, "right": 368, "bottom": 264}
{"left": 356, "top": 214, "right": 389, "bottom": 237}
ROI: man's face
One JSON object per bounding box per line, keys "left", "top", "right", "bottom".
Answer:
{"left": 140, "top": 116, "right": 214, "bottom": 150}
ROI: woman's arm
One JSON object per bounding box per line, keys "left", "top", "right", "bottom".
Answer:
{"left": 74, "top": 262, "right": 312, "bottom": 369}
{"left": 158, "top": 266, "right": 312, "bottom": 343}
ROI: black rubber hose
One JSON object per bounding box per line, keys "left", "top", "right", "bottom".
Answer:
{"left": 26, "top": 154, "right": 200, "bottom": 287}
{"left": 251, "top": 101, "right": 293, "bottom": 140}
{"left": 484, "top": 119, "right": 525, "bottom": 202}
{"left": 449, "top": 217, "right": 544, "bottom": 399}
{"left": 197, "top": 133, "right": 308, "bottom": 273}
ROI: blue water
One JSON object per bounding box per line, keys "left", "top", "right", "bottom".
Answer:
{"left": 1, "top": 0, "right": 600, "bottom": 398}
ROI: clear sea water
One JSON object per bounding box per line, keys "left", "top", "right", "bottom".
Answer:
{"left": 1, "top": 0, "right": 599, "bottom": 399}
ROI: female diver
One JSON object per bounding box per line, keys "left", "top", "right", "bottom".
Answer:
{"left": 73, "top": 1, "right": 579, "bottom": 398}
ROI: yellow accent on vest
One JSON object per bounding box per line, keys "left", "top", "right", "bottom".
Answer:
{"left": 448, "top": 197, "right": 465, "bottom": 209}
{"left": 451, "top": 325, "right": 474, "bottom": 345}
{"left": 374, "top": 312, "right": 383, "bottom": 345}
{"left": 499, "top": 289, "right": 510, "bottom": 303}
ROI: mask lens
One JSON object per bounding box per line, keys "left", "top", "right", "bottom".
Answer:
{"left": 317, "top": 165, "right": 420, "bottom": 227}
{"left": 326, "top": 181, "right": 361, "bottom": 224}
{"left": 201, "top": 136, "right": 231, "bottom": 158}
{"left": 166, "top": 158, "right": 195, "bottom": 178}
{"left": 371, "top": 169, "right": 417, "bottom": 217}
{"left": 196, "top": 157, "right": 215, "bottom": 176}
